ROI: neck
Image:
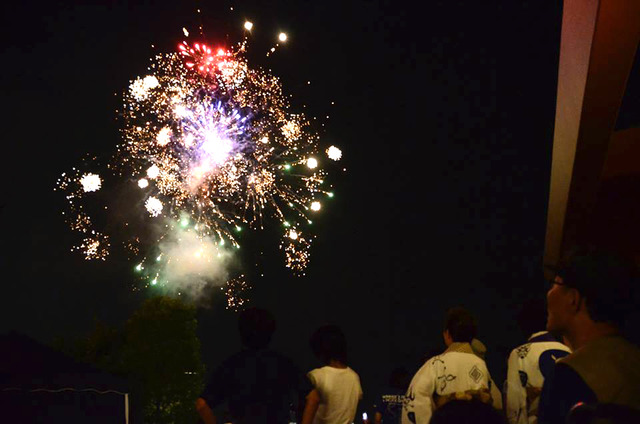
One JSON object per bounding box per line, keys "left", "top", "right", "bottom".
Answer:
{"left": 565, "top": 321, "right": 619, "bottom": 351}
{"left": 328, "top": 359, "right": 347, "bottom": 369}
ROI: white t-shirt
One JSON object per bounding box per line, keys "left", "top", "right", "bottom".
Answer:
{"left": 402, "top": 344, "right": 496, "bottom": 424}
{"left": 307, "top": 366, "right": 363, "bottom": 424}
{"left": 505, "top": 331, "right": 571, "bottom": 424}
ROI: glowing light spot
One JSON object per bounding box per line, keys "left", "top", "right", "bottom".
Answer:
{"left": 289, "top": 230, "right": 298, "bottom": 240}
{"left": 327, "top": 192, "right": 334, "bottom": 198}
{"left": 278, "top": 32, "right": 287, "bottom": 42}
{"left": 183, "top": 27, "right": 189, "bottom": 37}
{"left": 135, "top": 263, "right": 143, "bottom": 271}
{"left": 174, "top": 104, "right": 189, "bottom": 118}
{"left": 306, "top": 157, "right": 318, "bottom": 169}
{"left": 80, "top": 173, "right": 101, "bottom": 192}
{"left": 143, "top": 75, "right": 159, "bottom": 89}
{"left": 244, "top": 21, "right": 253, "bottom": 31}
{"left": 156, "top": 127, "right": 172, "bottom": 146}
{"left": 310, "top": 201, "right": 321, "bottom": 211}
{"left": 261, "top": 136, "right": 269, "bottom": 144}
{"left": 146, "top": 165, "right": 160, "bottom": 179}
{"left": 327, "top": 146, "right": 342, "bottom": 161}
{"left": 183, "top": 133, "right": 195, "bottom": 147}
{"left": 145, "top": 196, "right": 163, "bottom": 217}
{"left": 151, "top": 278, "right": 157, "bottom": 285}
{"left": 201, "top": 130, "right": 233, "bottom": 165}
{"left": 138, "top": 178, "right": 149, "bottom": 188}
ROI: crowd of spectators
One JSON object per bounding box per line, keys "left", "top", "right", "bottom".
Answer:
{"left": 195, "top": 246, "right": 640, "bottom": 424}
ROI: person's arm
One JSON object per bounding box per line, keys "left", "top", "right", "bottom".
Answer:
{"left": 301, "top": 389, "right": 321, "bottom": 424}
{"left": 196, "top": 397, "right": 217, "bottom": 424}
{"left": 505, "top": 350, "right": 526, "bottom": 424}
{"left": 489, "top": 376, "right": 503, "bottom": 410}
{"left": 403, "top": 365, "right": 435, "bottom": 424}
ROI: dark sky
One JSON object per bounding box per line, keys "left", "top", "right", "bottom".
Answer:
{"left": 0, "top": 0, "right": 577, "bottom": 407}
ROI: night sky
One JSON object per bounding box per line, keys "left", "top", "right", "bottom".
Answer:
{"left": 0, "top": 0, "right": 595, "bottom": 408}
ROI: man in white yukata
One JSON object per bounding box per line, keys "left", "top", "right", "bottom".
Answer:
{"left": 505, "top": 299, "right": 571, "bottom": 424}
{"left": 402, "top": 307, "right": 500, "bottom": 424}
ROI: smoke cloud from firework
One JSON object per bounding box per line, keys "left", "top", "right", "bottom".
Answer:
{"left": 153, "top": 222, "right": 235, "bottom": 298}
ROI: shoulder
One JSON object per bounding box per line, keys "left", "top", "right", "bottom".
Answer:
{"left": 307, "top": 366, "right": 327, "bottom": 382}
{"left": 548, "top": 361, "right": 592, "bottom": 396}
{"left": 346, "top": 366, "right": 361, "bottom": 378}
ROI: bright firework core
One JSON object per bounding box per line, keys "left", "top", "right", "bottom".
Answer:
{"left": 183, "top": 101, "right": 247, "bottom": 188}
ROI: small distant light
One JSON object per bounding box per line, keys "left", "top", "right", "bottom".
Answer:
{"left": 283, "top": 221, "right": 290, "bottom": 227}
{"left": 183, "top": 27, "right": 189, "bottom": 37}
{"left": 151, "top": 278, "right": 157, "bottom": 285}
{"left": 80, "top": 173, "right": 102, "bottom": 192}
{"left": 147, "top": 165, "right": 160, "bottom": 179}
{"left": 288, "top": 230, "right": 298, "bottom": 240}
{"left": 135, "top": 264, "right": 143, "bottom": 272}
{"left": 327, "top": 145, "right": 342, "bottom": 161}
{"left": 327, "top": 192, "right": 334, "bottom": 198}
{"left": 284, "top": 164, "right": 291, "bottom": 170}
{"left": 235, "top": 226, "right": 242, "bottom": 232}
{"left": 261, "top": 136, "right": 269, "bottom": 144}
{"left": 138, "top": 178, "right": 149, "bottom": 188}
{"left": 311, "top": 201, "right": 321, "bottom": 211}
{"left": 244, "top": 21, "right": 253, "bottom": 31}
{"left": 180, "top": 218, "right": 189, "bottom": 227}
{"left": 278, "top": 32, "right": 287, "bottom": 42}
{"left": 306, "top": 157, "right": 318, "bottom": 169}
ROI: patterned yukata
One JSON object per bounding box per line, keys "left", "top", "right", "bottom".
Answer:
{"left": 401, "top": 342, "right": 497, "bottom": 424}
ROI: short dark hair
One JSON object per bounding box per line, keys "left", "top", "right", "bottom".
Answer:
{"left": 309, "top": 325, "right": 347, "bottom": 364}
{"left": 238, "top": 307, "right": 276, "bottom": 349}
{"left": 444, "top": 307, "right": 477, "bottom": 343}
{"left": 516, "top": 298, "right": 547, "bottom": 338}
{"left": 388, "top": 367, "right": 410, "bottom": 390}
{"left": 556, "top": 246, "right": 637, "bottom": 326}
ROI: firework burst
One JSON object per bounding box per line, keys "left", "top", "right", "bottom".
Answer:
{"left": 56, "top": 25, "right": 341, "bottom": 297}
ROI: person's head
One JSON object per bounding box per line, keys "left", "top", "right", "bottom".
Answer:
{"left": 430, "top": 400, "right": 506, "bottom": 424}
{"left": 443, "top": 307, "right": 477, "bottom": 345}
{"left": 238, "top": 307, "right": 276, "bottom": 349}
{"left": 388, "top": 367, "right": 410, "bottom": 390}
{"left": 309, "top": 324, "right": 347, "bottom": 365}
{"left": 517, "top": 297, "right": 548, "bottom": 339}
{"left": 546, "top": 246, "right": 636, "bottom": 334}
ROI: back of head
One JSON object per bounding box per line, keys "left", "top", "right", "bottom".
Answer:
{"left": 238, "top": 307, "right": 276, "bottom": 349}
{"left": 309, "top": 324, "right": 347, "bottom": 365}
{"left": 557, "top": 246, "right": 637, "bottom": 327}
{"left": 444, "top": 307, "right": 477, "bottom": 343}
{"left": 388, "top": 367, "right": 410, "bottom": 390}
{"left": 430, "top": 400, "right": 506, "bottom": 424}
{"left": 516, "top": 298, "right": 548, "bottom": 339}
